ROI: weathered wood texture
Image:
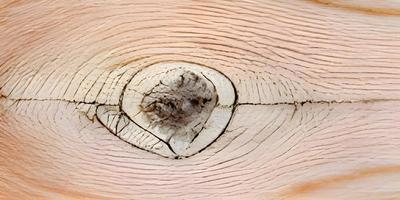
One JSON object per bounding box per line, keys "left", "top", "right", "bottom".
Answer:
{"left": 1, "top": 0, "right": 400, "bottom": 199}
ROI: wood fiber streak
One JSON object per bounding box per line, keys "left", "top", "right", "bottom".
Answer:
{"left": 308, "top": 0, "right": 400, "bottom": 16}
{"left": 1, "top": 0, "right": 400, "bottom": 200}
{"left": 285, "top": 166, "right": 400, "bottom": 199}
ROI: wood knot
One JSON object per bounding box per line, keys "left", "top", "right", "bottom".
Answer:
{"left": 120, "top": 62, "right": 236, "bottom": 158}
{"left": 140, "top": 70, "right": 217, "bottom": 129}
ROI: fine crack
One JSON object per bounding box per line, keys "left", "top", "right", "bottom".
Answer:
{"left": 2, "top": 96, "right": 399, "bottom": 106}
{"left": 236, "top": 98, "right": 400, "bottom": 106}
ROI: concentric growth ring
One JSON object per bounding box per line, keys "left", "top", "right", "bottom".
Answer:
{"left": 121, "top": 62, "right": 236, "bottom": 157}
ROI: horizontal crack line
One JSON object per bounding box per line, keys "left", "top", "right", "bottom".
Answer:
{"left": 0, "top": 97, "right": 117, "bottom": 107}
{"left": 237, "top": 98, "right": 400, "bottom": 106}
{"left": 1, "top": 96, "right": 400, "bottom": 106}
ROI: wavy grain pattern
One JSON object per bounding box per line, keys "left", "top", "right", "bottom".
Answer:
{"left": 1, "top": 0, "right": 400, "bottom": 199}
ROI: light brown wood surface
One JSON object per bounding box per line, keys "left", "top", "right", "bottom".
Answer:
{"left": 1, "top": 0, "right": 400, "bottom": 199}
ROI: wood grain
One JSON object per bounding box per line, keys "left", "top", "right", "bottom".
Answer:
{"left": 308, "top": 0, "right": 400, "bottom": 15}
{"left": 1, "top": 0, "right": 400, "bottom": 199}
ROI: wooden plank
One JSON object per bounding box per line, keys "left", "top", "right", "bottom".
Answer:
{"left": 1, "top": 1, "right": 400, "bottom": 199}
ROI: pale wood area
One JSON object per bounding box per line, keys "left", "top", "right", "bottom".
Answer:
{"left": 1, "top": 0, "right": 400, "bottom": 199}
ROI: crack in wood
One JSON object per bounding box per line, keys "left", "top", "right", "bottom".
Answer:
{"left": 2, "top": 96, "right": 399, "bottom": 106}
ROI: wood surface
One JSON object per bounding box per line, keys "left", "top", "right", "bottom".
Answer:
{"left": 1, "top": 0, "right": 400, "bottom": 199}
